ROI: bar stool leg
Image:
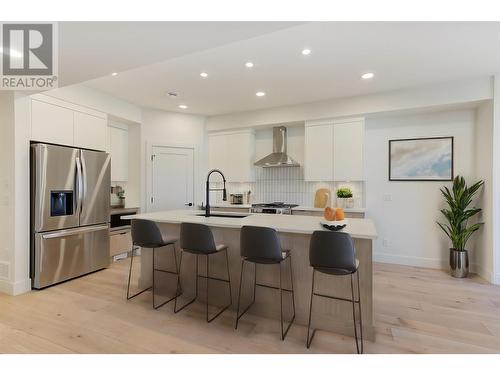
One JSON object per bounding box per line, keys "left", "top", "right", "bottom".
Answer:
{"left": 279, "top": 261, "right": 284, "bottom": 340}
{"left": 175, "top": 253, "right": 200, "bottom": 312}
{"left": 206, "top": 250, "right": 232, "bottom": 323}
{"left": 279, "top": 257, "right": 295, "bottom": 341}
{"left": 127, "top": 245, "right": 151, "bottom": 300}
{"left": 350, "top": 272, "right": 363, "bottom": 354}
{"left": 306, "top": 269, "right": 316, "bottom": 348}
{"left": 152, "top": 247, "right": 156, "bottom": 308}
{"left": 235, "top": 259, "right": 245, "bottom": 329}
{"left": 356, "top": 270, "right": 364, "bottom": 354}
{"left": 235, "top": 260, "right": 257, "bottom": 329}
{"left": 174, "top": 251, "right": 199, "bottom": 313}
{"left": 225, "top": 248, "right": 233, "bottom": 306}
{"left": 153, "top": 243, "right": 183, "bottom": 310}
{"left": 288, "top": 256, "right": 296, "bottom": 323}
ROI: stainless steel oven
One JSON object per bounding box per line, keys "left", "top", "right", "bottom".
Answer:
{"left": 250, "top": 202, "right": 298, "bottom": 215}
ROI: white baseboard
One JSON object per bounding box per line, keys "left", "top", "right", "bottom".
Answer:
{"left": 374, "top": 252, "right": 448, "bottom": 270}
{"left": 0, "top": 278, "right": 31, "bottom": 296}
{"left": 373, "top": 252, "right": 492, "bottom": 281}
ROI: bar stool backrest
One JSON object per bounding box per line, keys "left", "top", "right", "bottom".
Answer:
{"left": 180, "top": 222, "right": 217, "bottom": 253}
{"left": 309, "top": 231, "right": 356, "bottom": 272}
{"left": 131, "top": 219, "right": 163, "bottom": 248}
{"left": 240, "top": 225, "right": 282, "bottom": 262}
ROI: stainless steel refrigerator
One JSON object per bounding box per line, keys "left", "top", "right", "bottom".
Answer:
{"left": 31, "top": 143, "right": 111, "bottom": 289}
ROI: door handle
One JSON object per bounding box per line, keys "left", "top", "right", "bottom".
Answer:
{"left": 185, "top": 203, "right": 193, "bottom": 206}
{"left": 76, "top": 156, "right": 83, "bottom": 216}
{"left": 42, "top": 224, "right": 109, "bottom": 239}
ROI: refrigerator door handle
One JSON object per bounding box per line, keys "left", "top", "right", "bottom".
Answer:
{"left": 76, "top": 156, "right": 83, "bottom": 217}
{"left": 41, "top": 224, "right": 109, "bottom": 239}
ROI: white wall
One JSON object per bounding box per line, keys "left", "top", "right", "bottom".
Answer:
{"left": 0, "top": 92, "right": 16, "bottom": 293}
{"left": 207, "top": 77, "right": 493, "bottom": 131}
{"left": 365, "top": 109, "right": 477, "bottom": 270}
{"left": 140, "top": 109, "right": 207, "bottom": 211}
{"left": 0, "top": 93, "right": 32, "bottom": 295}
{"left": 475, "top": 101, "right": 494, "bottom": 282}
{"left": 493, "top": 74, "right": 500, "bottom": 284}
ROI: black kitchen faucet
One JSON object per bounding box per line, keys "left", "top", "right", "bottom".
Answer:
{"left": 205, "top": 169, "right": 227, "bottom": 217}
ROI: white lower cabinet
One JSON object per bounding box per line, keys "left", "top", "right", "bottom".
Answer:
{"left": 208, "top": 130, "right": 255, "bottom": 182}
{"left": 304, "top": 118, "right": 365, "bottom": 182}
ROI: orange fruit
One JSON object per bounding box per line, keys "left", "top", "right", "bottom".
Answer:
{"left": 335, "top": 208, "right": 345, "bottom": 221}
{"left": 324, "top": 207, "right": 336, "bottom": 221}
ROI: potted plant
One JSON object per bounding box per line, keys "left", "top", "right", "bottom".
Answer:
{"left": 437, "top": 176, "right": 484, "bottom": 278}
{"left": 117, "top": 190, "right": 126, "bottom": 208}
{"left": 336, "top": 187, "right": 354, "bottom": 209}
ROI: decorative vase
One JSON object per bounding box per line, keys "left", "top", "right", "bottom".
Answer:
{"left": 449, "top": 249, "right": 469, "bottom": 278}
{"left": 336, "top": 197, "right": 354, "bottom": 209}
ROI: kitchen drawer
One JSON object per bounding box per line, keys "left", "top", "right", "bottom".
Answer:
{"left": 110, "top": 230, "right": 132, "bottom": 257}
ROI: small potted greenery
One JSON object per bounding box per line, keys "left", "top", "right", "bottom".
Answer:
{"left": 336, "top": 187, "right": 354, "bottom": 209}
{"left": 437, "top": 176, "right": 484, "bottom": 278}
{"left": 117, "top": 189, "right": 126, "bottom": 208}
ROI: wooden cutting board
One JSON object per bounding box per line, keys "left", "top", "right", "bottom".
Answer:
{"left": 314, "top": 188, "right": 331, "bottom": 208}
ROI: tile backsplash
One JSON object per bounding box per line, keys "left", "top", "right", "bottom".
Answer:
{"left": 212, "top": 167, "right": 364, "bottom": 208}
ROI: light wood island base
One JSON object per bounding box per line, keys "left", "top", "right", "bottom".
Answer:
{"left": 141, "top": 224, "right": 375, "bottom": 341}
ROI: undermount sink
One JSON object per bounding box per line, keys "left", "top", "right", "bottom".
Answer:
{"left": 197, "top": 213, "right": 249, "bottom": 218}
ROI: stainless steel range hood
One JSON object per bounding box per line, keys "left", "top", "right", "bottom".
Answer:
{"left": 254, "top": 126, "right": 300, "bottom": 168}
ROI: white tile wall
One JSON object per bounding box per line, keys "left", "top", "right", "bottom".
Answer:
{"left": 213, "top": 167, "right": 364, "bottom": 208}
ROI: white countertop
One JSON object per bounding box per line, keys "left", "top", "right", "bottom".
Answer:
{"left": 123, "top": 209, "right": 377, "bottom": 239}
{"left": 292, "top": 205, "right": 366, "bottom": 213}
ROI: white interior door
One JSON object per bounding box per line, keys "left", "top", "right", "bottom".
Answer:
{"left": 150, "top": 146, "right": 194, "bottom": 212}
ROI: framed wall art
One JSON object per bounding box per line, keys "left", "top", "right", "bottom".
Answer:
{"left": 389, "top": 136, "right": 454, "bottom": 181}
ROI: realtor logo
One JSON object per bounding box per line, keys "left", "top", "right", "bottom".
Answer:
{"left": 0, "top": 22, "right": 58, "bottom": 90}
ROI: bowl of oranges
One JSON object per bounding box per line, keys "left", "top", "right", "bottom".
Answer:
{"left": 320, "top": 207, "right": 347, "bottom": 231}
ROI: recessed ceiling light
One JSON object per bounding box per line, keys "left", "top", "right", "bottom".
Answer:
{"left": 111, "top": 72, "right": 118, "bottom": 77}
{"left": 245, "top": 62, "right": 254, "bottom": 68}
{"left": 301, "top": 48, "right": 311, "bottom": 55}
{"left": 255, "top": 91, "right": 266, "bottom": 97}
{"left": 200, "top": 72, "right": 208, "bottom": 78}
{"left": 178, "top": 104, "right": 188, "bottom": 109}
{"left": 361, "top": 72, "right": 374, "bottom": 80}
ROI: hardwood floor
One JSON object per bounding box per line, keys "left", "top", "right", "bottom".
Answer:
{"left": 1, "top": 259, "right": 499, "bottom": 353}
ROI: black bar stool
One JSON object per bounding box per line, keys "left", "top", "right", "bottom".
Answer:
{"left": 235, "top": 225, "right": 296, "bottom": 340}
{"left": 127, "top": 219, "right": 180, "bottom": 310}
{"left": 174, "top": 222, "right": 232, "bottom": 323}
{"left": 306, "top": 230, "right": 363, "bottom": 353}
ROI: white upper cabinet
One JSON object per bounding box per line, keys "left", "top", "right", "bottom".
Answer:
{"left": 304, "top": 122, "right": 334, "bottom": 181}
{"left": 31, "top": 99, "right": 74, "bottom": 146}
{"left": 74, "top": 112, "right": 107, "bottom": 151}
{"left": 333, "top": 119, "right": 364, "bottom": 181}
{"left": 304, "top": 118, "right": 364, "bottom": 181}
{"left": 109, "top": 125, "right": 129, "bottom": 182}
{"left": 208, "top": 130, "right": 255, "bottom": 182}
{"left": 30, "top": 95, "right": 108, "bottom": 151}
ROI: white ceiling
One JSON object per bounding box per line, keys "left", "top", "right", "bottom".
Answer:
{"left": 81, "top": 22, "right": 500, "bottom": 116}
{"left": 58, "top": 22, "right": 302, "bottom": 85}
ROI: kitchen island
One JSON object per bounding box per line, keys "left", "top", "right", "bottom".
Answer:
{"left": 123, "top": 209, "right": 377, "bottom": 340}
